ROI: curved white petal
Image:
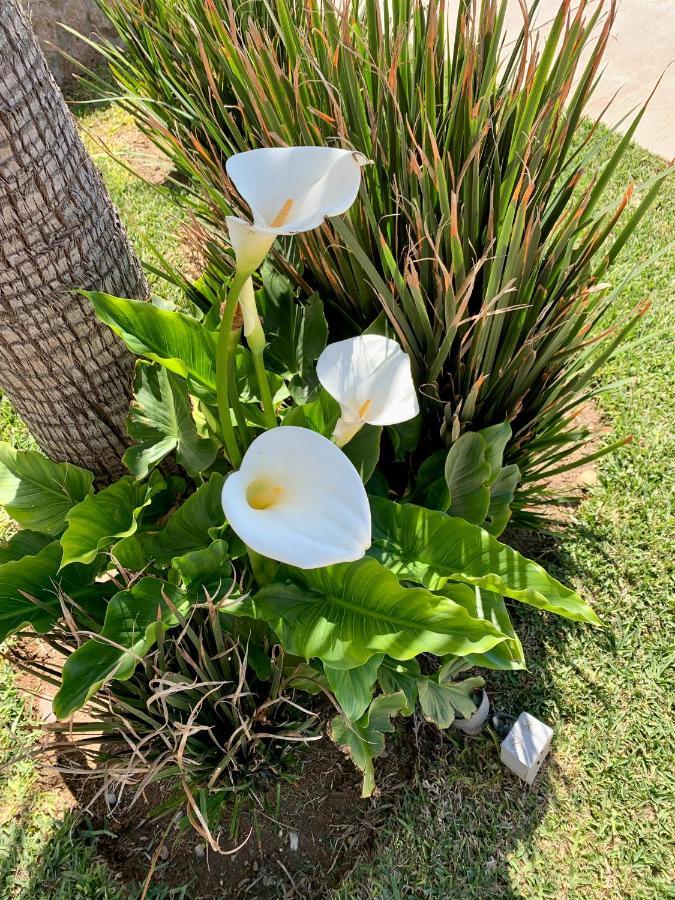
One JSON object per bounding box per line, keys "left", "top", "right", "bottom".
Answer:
{"left": 226, "top": 216, "right": 276, "bottom": 275}
{"left": 226, "top": 147, "right": 368, "bottom": 235}
{"left": 317, "top": 335, "right": 419, "bottom": 427}
{"left": 221, "top": 426, "right": 371, "bottom": 569}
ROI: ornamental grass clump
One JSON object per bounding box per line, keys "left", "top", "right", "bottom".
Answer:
{"left": 0, "top": 146, "right": 603, "bottom": 814}
{"left": 11, "top": 600, "right": 319, "bottom": 847}
{"left": 83, "top": 0, "right": 667, "bottom": 519}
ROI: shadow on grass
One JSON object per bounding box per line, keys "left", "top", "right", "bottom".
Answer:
{"left": 331, "top": 529, "right": 595, "bottom": 899}
{"left": 0, "top": 796, "right": 126, "bottom": 900}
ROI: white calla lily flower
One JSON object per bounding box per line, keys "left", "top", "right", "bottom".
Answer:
{"left": 317, "top": 335, "right": 419, "bottom": 447}
{"left": 225, "top": 146, "right": 369, "bottom": 274}
{"left": 221, "top": 426, "right": 371, "bottom": 569}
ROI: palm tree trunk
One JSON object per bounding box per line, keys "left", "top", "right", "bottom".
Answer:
{"left": 0, "top": 0, "right": 147, "bottom": 480}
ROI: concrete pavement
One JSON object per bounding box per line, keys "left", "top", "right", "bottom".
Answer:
{"left": 448, "top": 0, "right": 675, "bottom": 159}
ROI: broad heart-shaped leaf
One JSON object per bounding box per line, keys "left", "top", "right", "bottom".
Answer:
{"left": 377, "top": 657, "right": 420, "bottom": 716}
{"left": 342, "top": 425, "right": 383, "bottom": 484}
{"left": 0, "top": 530, "right": 51, "bottom": 564}
{"left": 124, "top": 361, "right": 218, "bottom": 478}
{"left": 0, "top": 444, "right": 93, "bottom": 536}
{"left": 445, "top": 432, "right": 491, "bottom": 524}
{"left": 53, "top": 578, "right": 187, "bottom": 719}
{"left": 227, "top": 557, "right": 508, "bottom": 670}
{"left": 148, "top": 473, "right": 225, "bottom": 564}
{"left": 171, "top": 540, "right": 231, "bottom": 596}
{"left": 418, "top": 676, "right": 483, "bottom": 727}
{"left": 282, "top": 388, "right": 340, "bottom": 437}
{"left": 417, "top": 679, "right": 458, "bottom": 728}
{"left": 0, "top": 542, "right": 102, "bottom": 642}
{"left": 370, "top": 498, "right": 600, "bottom": 624}
{"left": 89, "top": 292, "right": 218, "bottom": 394}
{"left": 484, "top": 464, "right": 520, "bottom": 536}
{"left": 260, "top": 273, "right": 328, "bottom": 381}
{"left": 234, "top": 347, "right": 289, "bottom": 405}
{"left": 479, "top": 421, "right": 512, "bottom": 478}
{"left": 324, "top": 654, "right": 384, "bottom": 721}
{"left": 60, "top": 475, "right": 163, "bottom": 567}
{"left": 331, "top": 692, "right": 407, "bottom": 798}
{"left": 440, "top": 585, "right": 525, "bottom": 671}
{"left": 411, "top": 450, "right": 450, "bottom": 511}
{"left": 388, "top": 414, "right": 421, "bottom": 459}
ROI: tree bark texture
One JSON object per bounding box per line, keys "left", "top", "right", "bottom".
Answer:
{"left": 0, "top": 0, "right": 147, "bottom": 479}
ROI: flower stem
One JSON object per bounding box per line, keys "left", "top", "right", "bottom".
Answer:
{"left": 199, "top": 400, "right": 225, "bottom": 444}
{"left": 251, "top": 347, "right": 277, "bottom": 429}
{"left": 228, "top": 326, "right": 253, "bottom": 449}
{"left": 216, "top": 271, "right": 248, "bottom": 467}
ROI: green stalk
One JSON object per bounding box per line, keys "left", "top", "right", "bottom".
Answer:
{"left": 227, "top": 326, "right": 253, "bottom": 448}
{"left": 216, "top": 271, "right": 248, "bottom": 467}
{"left": 250, "top": 343, "right": 277, "bottom": 429}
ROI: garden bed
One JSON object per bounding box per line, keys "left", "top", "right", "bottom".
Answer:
{"left": 0, "top": 10, "right": 673, "bottom": 894}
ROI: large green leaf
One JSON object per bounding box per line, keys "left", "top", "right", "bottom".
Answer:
{"left": 53, "top": 578, "right": 186, "bottom": 718}
{"left": 342, "top": 425, "right": 383, "bottom": 484}
{"left": 228, "top": 557, "right": 508, "bottom": 670}
{"left": 282, "top": 388, "right": 340, "bottom": 437}
{"left": 411, "top": 450, "right": 450, "bottom": 511}
{"left": 479, "top": 422, "right": 519, "bottom": 535}
{"left": 0, "top": 530, "right": 51, "bottom": 564}
{"left": 124, "top": 361, "right": 219, "bottom": 478}
{"left": 445, "top": 432, "right": 491, "bottom": 524}
{"left": 484, "top": 463, "right": 520, "bottom": 536}
{"left": 479, "top": 422, "right": 512, "bottom": 477}
{"left": 260, "top": 272, "right": 328, "bottom": 392}
{"left": 418, "top": 675, "right": 484, "bottom": 728}
{"left": 89, "top": 292, "right": 218, "bottom": 392}
{"left": 0, "top": 444, "right": 93, "bottom": 536}
{"left": 440, "top": 585, "right": 525, "bottom": 671}
{"left": 0, "top": 542, "right": 101, "bottom": 642}
{"left": 377, "top": 657, "right": 420, "bottom": 715}
{"left": 172, "top": 539, "right": 231, "bottom": 596}
{"left": 150, "top": 473, "right": 225, "bottom": 563}
{"left": 324, "top": 654, "right": 383, "bottom": 721}
{"left": 60, "top": 475, "right": 161, "bottom": 567}
{"left": 331, "top": 692, "right": 407, "bottom": 797}
{"left": 370, "top": 498, "right": 600, "bottom": 624}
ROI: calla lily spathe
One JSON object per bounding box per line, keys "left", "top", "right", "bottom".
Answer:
{"left": 317, "top": 335, "right": 419, "bottom": 447}
{"left": 237, "top": 276, "right": 265, "bottom": 353}
{"left": 226, "top": 146, "right": 369, "bottom": 275}
{"left": 221, "top": 426, "right": 371, "bottom": 569}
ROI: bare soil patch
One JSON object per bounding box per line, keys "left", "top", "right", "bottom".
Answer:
{"left": 42, "top": 722, "right": 417, "bottom": 899}
{"left": 87, "top": 119, "right": 173, "bottom": 186}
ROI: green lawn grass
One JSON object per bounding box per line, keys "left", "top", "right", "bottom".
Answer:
{"left": 0, "top": 109, "right": 673, "bottom": 898}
